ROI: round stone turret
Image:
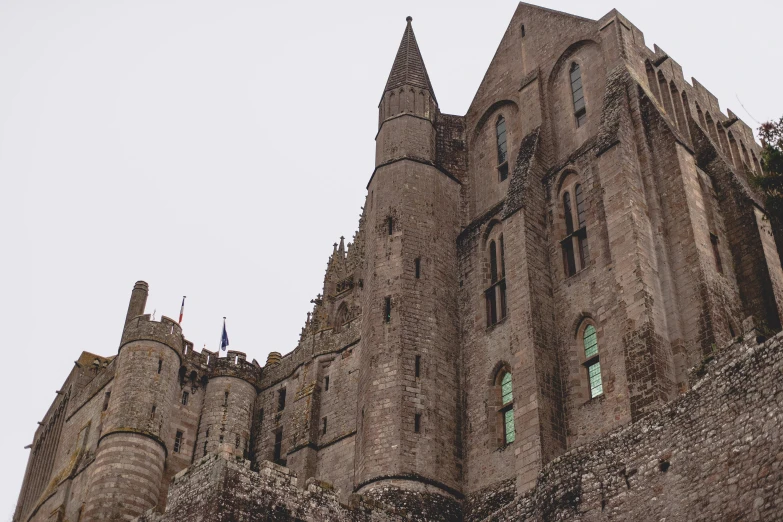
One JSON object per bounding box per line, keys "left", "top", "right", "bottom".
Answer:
{"left": 194, "top": 351, "right": 261, "bottom": 461}
{"left": 124, "top": 280, "right": 149, "bottom": 324}
{"left": 83, "top": 313, "right": 183, "bottom": 521}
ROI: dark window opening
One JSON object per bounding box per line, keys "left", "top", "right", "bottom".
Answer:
{"left": 203, "top": 440, "right": 208, "bottom": 456}
{"left": 490, "top": 241, "right": 498, "bottom": 283}
{"left": 324, "top": 376, "right": 330, "bottom": 391}
{"left": 219, "top": 435, "right": 224, "bottom": 443}
{"left": 415, "top": 355, "right": 421, "bottom": 378}
{"left": 103, "top": 392, "right": 110, "bottom": 412}
{"left": 387, "top": 217, "right": 393, "bottom": 236}
{"left": 158, "top": 359, "right": 162, "bottom": 374}
{"left": 273, "top": 430, "right": 285, "bottom": 465}
{"left": 486, "top": 234, "right": 508, "bottom": 326}
{"left": 562, "top": 183, "right": 589, "bottom": 277}
{"left": 710, "top": 233, "right": 723, "bottom": 274}
{"left": 520, "top": 24, "right": 525, "bottom": 37}
{"left": 174, "top": 430, "right": 183, "bottom": 453}
{"left": 258, "top": 409, "right": 264, "bottom": 427}
{"left": 486, "top": 286, "right": 498, "bottom": 327}
{"left": 570, "top": 63, "right": 587, "bottom": 127}
{"left": 498, "top": 163, "right": 509, "bottom": 182}
{"left": 384, "top": 296, "right": 391, "bottom": 323}
{"left": 499, "top": 235, "right": 506, "bottom": 278}
{"left": 150, "top": 404, "right": 156, "bottom": 418}
{"left": 497, "top": 116, "right": 509, "bottom": 181}
{"left": 278, "top": 389, "right": 287, "bottom": 412}
{"left": 563, "top": 192, "right": 574, "bottom": 234}
{"left": 224, "top": 391, "right": 229, "bottom": 407}
{"left": 415, "top": 258, "right": 421, "bottom": 279}
{"left": 182, "top": 391, "right": 189, "bottom": 406}
{"left": 235, "top": 434, "right": 240, "bottom": 448}
{"left": 414, "top": 413, "right": 421, "bottom": 433}
{"left": 322, "top": 417, "right": 328, "bottom": 435}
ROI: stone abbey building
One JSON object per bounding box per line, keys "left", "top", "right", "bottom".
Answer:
{"left": 15, "top": 3, "right": 783, "bottom": 521}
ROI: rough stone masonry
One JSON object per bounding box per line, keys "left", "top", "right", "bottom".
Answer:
{"left": 14, "top": 3, "right": 783, "bottom": 521}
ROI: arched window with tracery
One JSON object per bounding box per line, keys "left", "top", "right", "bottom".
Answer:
{"left": 496, "top": 116, "right": 509, "bottom": 181}
{"left": 560, "top": 175, "right": 590, "bottom": 277}
{"left": 496, "top": 370, "right": 515, "bottom": 445}
{"left": 485, "top": 226, "right": 507, "bottom": 326}
{"left": 582, "top": 324, "right": 603, "bottom": 399}
{"left": 570, "top": 63, "right": 587, "bottom": 127}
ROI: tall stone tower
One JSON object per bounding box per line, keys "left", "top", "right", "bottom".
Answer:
{"left": 355, "top": 17, "right": 463, "bottom": 508}
{"left": 83, "top": 282, "right": 183, "bottom": 521}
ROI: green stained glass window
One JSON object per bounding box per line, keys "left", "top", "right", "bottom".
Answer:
{"left": 583, "top": 325, "right": 598, "bottom": 358}
{"left": 588, "top": 361, "right": 603, "bottom": 398}
{"left": 501, "top": 372, "right": 513, "bottom": 405}
{"left": 504, "top": 408, "right": 516, "bottom": 444}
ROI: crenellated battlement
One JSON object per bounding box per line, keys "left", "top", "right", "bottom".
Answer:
{"left": 207, "top": 350, "right": 262, "bottom": 387}
{"left": 120, "top": 314, "right": 184, "bottom": 359}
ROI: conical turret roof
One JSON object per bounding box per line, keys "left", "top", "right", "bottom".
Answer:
{"left": 384, "top": 17, "right": 436, "bottom": 102}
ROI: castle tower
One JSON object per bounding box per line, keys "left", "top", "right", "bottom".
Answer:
{"left": 194, "top": 350, "right": 260, "bottom": 460}
{"left": 83, "top": 283, "right": 183, "bottom": 521}
{"left": 355, "top": 17, "right": 463, "bottom": 509}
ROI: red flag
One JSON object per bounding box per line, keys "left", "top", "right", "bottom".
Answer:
{"left": 179, "top": 296, "right": 186, "bottom": 324}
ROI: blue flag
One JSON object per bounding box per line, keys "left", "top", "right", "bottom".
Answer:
{"left": 220, "top": 318, "right": 229, "bottom": 351}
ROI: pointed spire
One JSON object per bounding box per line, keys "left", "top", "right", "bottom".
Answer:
{"left": 384, "top": 16, "right": 436, "bottom": 102}
{"left": 338, "top": 236, "right": 346, "bottom": 258}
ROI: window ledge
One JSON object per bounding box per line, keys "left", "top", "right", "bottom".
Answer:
{"left": 494, "top": 441, "right": 514, "bottom": 453}
{"left": 485, "top": 315, "right": 509, "bottom": 332}
{"left": 580, "top": 393, "right": 606, "bottom": 409}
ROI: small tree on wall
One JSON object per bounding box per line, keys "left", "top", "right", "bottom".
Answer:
{"left": 752, "top": 117, "right": 783, "bottom": 221}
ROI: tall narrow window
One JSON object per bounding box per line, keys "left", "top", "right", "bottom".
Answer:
{"left": 485, "top": 231, "right": 508, "bottom": 326}
{"left": 384, "top": 296, "right": 391, "bottom": 323}
{"left": 235, "top": 434, "right": 240, "bottom": 448}
{"left": 496, "top": 116, "right": 509, "bottom": 181}
{"left": 583, "top": 325, "right": 603, "bottom": 399}
{"left": 322, "top": 417, "right": 328, "bottom": 435}
{"left": 387, "top": 217, "right": 393, "bottom": 236}
{"left": 570, "top": 63, "right": 587, "bottom": 127}
{"left": 273, "top": 429, "right": 284, "bottom": 465}
{"left": 415, "top": 257, "right": 421, "bottom": 279}
{"left": 224, "top": 391, "right": 229, "bottom": 407}
{"left": 562, "top": 192, "right": 577, "bottom": 276}
{"left": 103, "top": 391, "right": 111, "bottom": 411}
{"left": 499, "top": 371, "right": 515, "bottom": 445}
{"left": 414, "top": 413, "right": 421, "bottom": 433}
{"left": 415, "top": 355, "right": 421, "bottom": 378}
{"left": 277, "top": 389, "right": 286, "bottom": 412}
{"left": 710, "top": 233, "right": 723, "bottom": 274}
{"left": 258, "top": 409, "right": 264, "bottom": 428}
{"left": 561, "top": 178, "right": 590, "bottom": 277}
{"left": 182, "top": 391, "right": 189, "bottom": 406}
{"left": 174, "top": 430, "right": 183, "bottom": 453}
{"left": 203, "top": 440, "right": 208, "bottom": 457}
{"left": 324, "top": 376, "right": 330, "bottom": 391}
{"left": 158, "top": 359, "right": 162, "bottom": 374}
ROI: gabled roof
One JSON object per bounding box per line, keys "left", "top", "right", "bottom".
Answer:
{"left": 384, "top": 17, "right": 436, "bottom": 102}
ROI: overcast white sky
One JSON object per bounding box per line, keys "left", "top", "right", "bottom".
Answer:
{"left": 1, "top": 0, "right": 780, "bottom": 517}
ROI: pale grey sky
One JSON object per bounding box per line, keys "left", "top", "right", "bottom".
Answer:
{"left": 1, "top": 0, "right": 780, "bottom": 517}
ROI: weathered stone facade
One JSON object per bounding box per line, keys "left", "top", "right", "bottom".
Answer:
{"left": 14, "top": 4, "right": 783, "bottom": 521}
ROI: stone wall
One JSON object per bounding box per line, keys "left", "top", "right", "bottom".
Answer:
{"left": 473, "top": 331, "right": 783, "bottom": 521}
{"left": 136, "top": 449, "right": 459, "bottom": 522}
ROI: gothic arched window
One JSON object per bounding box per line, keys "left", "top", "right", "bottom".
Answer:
{"left": 570, "top": 63, "right": 587, "bottom": 127}
{"left": 582, "top": 324, "right": 603, "bottom": 399}
{"left": 560, "top": 175, "right": 590, "bottom": 277}
{"left": 485, "top": 227, "right": 507, "bottom": 326}
{"left": 497, "top": 116, "right": 509, "bottom": 181}
{"left": 497, "top": 370, "right": 515, "bottom": 445}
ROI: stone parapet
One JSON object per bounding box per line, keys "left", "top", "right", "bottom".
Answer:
{"left": 121, "top": 315, "right": 184, "bottom": 360}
